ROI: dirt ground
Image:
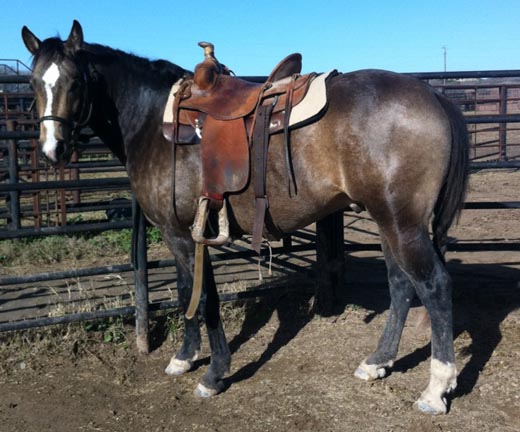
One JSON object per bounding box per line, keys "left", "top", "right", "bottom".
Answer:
{"left": 0, "top": 169, "right": 519, "bottom": 432}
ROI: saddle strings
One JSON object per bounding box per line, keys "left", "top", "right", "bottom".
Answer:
{"left": 284, "top": 74, "right": 299, "bottom": 197}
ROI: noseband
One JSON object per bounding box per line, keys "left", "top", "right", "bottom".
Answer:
{"left": 36, "top": 61, "right": 97, "bottom": 146}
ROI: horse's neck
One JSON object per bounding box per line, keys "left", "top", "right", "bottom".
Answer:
{"left": 88, "top": 52, "right": 180, "bottom": 164}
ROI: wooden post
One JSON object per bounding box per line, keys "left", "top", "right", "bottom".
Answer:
{"left": 132, "top": 197, "right": 150, "bottom": 354}
{"left": 6, "top": 120, "right": 20, "bottom": 231}
{"left": 30, "top": 140, "right": 41, "bottom": 228}
{"left": 315, "top": 211, "right": 345, "bottom": 316}
{"left": 58, "top": 165, "right": 67, "bottom": 226}
{"left": 70, "top": 151, "right": 80, "bottom": 205}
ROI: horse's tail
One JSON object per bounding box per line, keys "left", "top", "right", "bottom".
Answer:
{"left": 432, "top": 93, "right": 470, "bottom": 262}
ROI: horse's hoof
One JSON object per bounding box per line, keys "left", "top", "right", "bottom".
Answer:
{"left": 354, "top": 361, "right": 387, "bottom": 381}
{"left": 195, "top": 383, "right": 219, "bottom": 398}
{"left": 415, "top": 396, "right": 448, "bottom": 415}
{"left": 165, "top": 351, "right": 200, "bottom": 376}
{"left": 165, "top": 358, "right": 193, "bottom": 376}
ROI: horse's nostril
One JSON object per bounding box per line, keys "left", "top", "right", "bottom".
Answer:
{"left": 56, "top": 140, "right": 65, "bottom": 155}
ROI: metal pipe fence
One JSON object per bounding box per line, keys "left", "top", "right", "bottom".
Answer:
{"left": 1, "top": 69, "right": 519, "bottom": 340}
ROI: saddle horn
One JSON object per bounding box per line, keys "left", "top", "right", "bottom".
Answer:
{"left": 198, "top": 41, "right": 216, "bottom": 59}
{"left": 194, "top": 42, "right": 221, "bottom": 90}
{"left": 194, "top": 42, "right": 232, "bottom": 89}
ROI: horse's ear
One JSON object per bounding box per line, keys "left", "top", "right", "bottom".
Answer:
{"left": 22, "top": 26, "right": 41, "bottom": 55}
{"left": 65, "top": 20, "right": 84, "bottom": 53}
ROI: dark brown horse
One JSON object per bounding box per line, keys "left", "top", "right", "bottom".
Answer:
{"left": 22, "top": 21, "right": 469, "bottom": 414}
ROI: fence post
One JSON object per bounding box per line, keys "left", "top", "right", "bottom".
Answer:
{"left": 315, "top": 210, "right": 345, "bottom": 316}
{"left": 6, "top": 120, "right": 20, "bottom": 230}
{"left": 499, "top": 85, "right": 508, "bottom": 160}
{"left": 132, "top": 196, "right": 150, "bottom": 354}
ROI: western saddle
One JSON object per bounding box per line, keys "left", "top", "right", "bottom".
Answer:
{"left": 166, "top": 42, "right": 325, "bottom": 253}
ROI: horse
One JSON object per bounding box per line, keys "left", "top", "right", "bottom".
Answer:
{"left": 22, "top": 21, "right": 469, "bottom": 414}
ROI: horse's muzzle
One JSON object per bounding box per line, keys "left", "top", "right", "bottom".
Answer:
{"left": 41, "top": 138, "right": 74, "bottom": 166}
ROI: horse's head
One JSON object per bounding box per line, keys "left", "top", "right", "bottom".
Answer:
{"left": 22, "top": 20, "right": 93, "bottom": 165}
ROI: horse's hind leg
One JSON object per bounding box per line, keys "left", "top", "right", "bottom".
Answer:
{"left": 358, "top": 226, "right": 457, "bottom": 414}
{"left": 412, "top": 253, "right": 457, "bottom": 415}
{"left": 354, "top": 238, "right": 415, "bottom": 380}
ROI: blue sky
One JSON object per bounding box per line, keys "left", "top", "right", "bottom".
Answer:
{"left": 3, "top": 0, "right": 520, "bottom": 75}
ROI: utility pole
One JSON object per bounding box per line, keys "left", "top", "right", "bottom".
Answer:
{"left": 442, "top": 46, "right": 447, "bottom": 86}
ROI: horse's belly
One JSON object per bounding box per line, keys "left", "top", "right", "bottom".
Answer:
{"left": 228, "top": 185, "right": 350, "bottom": 238}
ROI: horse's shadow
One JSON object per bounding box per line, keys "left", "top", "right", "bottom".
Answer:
{"left": 222, "top": 254, "right": 390, "bottom": 389}
{"left": 223, "top": 288, "right": 315, "bottom": 387}
{"left": 220, "top": 254, "right": 519, "bottom": 399}
{"left": 444, "top": 259, "right": 518, "bottom": 398}
{"left": 149, "top": 252, "right": 518, "bottom": 399}
{"left": 362, "top": 257, "right": 520, "bottom": 401}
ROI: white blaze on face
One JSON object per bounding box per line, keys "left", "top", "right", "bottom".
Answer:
{"left": 41, "top": 62, "right": 60, "bottom": 159}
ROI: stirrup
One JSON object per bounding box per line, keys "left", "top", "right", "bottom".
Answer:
{"left": 191, "top": 197, "right": 230, "bottom": 246}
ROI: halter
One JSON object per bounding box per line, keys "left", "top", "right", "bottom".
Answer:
{"left": 36, "top": 61, "right": 97, "bottom": 147}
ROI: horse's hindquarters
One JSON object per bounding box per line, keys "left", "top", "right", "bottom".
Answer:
{"left": 229, "top": 70, "right": 453, "bottom": 237}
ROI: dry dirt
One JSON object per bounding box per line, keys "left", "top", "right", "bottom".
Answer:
{"left": 0, "top": 169, "right": 519, "bottom": 432}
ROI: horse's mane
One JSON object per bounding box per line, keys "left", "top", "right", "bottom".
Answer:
{"left": 33, "top": 37, "right": 189, "bottom": 87}
{"left": 82, "top": 42, "right": 189, "bottom": 83}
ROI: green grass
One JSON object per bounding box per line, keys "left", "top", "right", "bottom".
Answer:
{"left": 0, "top": 227, "right": 163, "bottom": 267}
{"left": 85, "top": 317, "right": 128, "bottom": 345}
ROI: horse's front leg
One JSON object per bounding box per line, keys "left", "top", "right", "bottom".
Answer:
{"left": 163, "top": 233, "right": 230, "bottom": 396}
{"left": 195, "top": 245, "right": 231, "bottom": 397}
{"left": 164, "top": 257, "right": 202, "bottom": 375}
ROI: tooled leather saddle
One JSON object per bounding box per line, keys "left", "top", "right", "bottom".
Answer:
{"left": 163, "top": 42, "right": 335, "bottom": 252}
